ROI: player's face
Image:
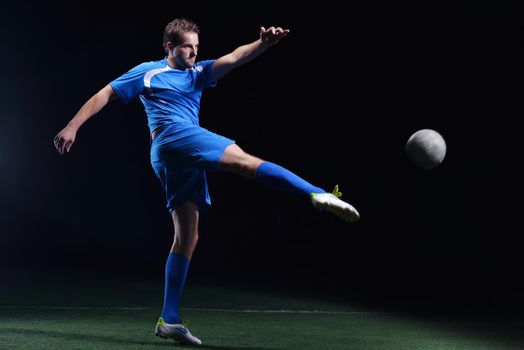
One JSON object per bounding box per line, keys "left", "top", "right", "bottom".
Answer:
{"left": 172, "top": 32, "right": 199, "bottom": 69}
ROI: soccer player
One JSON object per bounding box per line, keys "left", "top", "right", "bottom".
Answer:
{"left": 54, "top": 18, "right": 359, "bottom": 345}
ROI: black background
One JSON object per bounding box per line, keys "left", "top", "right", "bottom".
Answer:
{"left": 1, "top": 1, "right": 522, "bottom": 310}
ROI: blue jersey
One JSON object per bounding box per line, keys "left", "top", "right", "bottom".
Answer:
{"left": 110, "top": 57, "right": 233, "bottom": 213}
{"left": 110, "top": 58, "right": 217, "bottom": 134}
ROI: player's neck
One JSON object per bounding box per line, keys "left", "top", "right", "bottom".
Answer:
{"left": 166, "top": 57, "right": 185, "bottom": 71}
{"left": 166, "top": 57, "right": 177, "bottom": 69}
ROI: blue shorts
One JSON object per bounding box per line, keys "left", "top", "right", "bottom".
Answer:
{"left": 150, "top": 122, "right": 235, "bottom": 213}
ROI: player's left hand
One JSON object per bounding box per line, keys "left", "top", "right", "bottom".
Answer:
{"left": 260, "top": 26, "right": 290, "bottom": 46}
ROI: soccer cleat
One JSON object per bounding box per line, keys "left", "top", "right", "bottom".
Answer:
{"left": 155, "top": 317, "right": 202, "bottom": 345}
{"left": 311, "top": 185, "right": 360, "bottom": 222}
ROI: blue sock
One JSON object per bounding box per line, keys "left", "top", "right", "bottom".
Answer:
{"left": 255, "top": 161, "right": 325, "bottom": 197}
{"left": 161, "top": 252, "right": 189, "bottom": 324}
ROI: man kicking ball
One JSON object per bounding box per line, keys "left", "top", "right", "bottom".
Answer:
{"left": 54, "top": 18, "right": 359, "bottom": 345}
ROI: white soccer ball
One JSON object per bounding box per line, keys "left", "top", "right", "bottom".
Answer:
{"left": 405, "top": 129, "right": 447, "bottom": 169}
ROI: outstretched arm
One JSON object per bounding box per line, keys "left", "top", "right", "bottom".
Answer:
{"left": 210, "top": 26, "right": 290, "bottom": 81}
{"left": 54, "top": 84, "right": 118, "bottom": 155}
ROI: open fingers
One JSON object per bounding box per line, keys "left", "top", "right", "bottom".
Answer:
{"left": 54, "top": 135, "right": 67, "bottom": 155}
{"left": 54, "top": 136, "right": 62, "bottom": 153}
{"left": 261, "top": 26, "right": 289, "bottom": 40}
{"left": 276, "top": 28, "right": 289, "bottom": 38}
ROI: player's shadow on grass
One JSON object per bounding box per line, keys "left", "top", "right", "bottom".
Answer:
{"left": 0, "top": 328, "right": 280, "bottom": 350}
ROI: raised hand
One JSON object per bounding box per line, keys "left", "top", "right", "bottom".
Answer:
{"left": 260, "top": 26, "right": 290, "bottom": 46}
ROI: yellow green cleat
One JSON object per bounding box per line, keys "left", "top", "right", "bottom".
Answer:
{"left": 310, "top": 185, "right": 360, "bottom": 222}
{"left": 155, "top": 317, "right": 202, "bottom": 345}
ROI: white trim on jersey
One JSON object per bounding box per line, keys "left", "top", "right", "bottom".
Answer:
{"left": 144, "top": 66, "right": 173, "bottom": 96}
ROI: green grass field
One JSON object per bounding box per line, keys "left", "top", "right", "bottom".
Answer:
{"left": 1, "top": 268, "right": 522, "bottom": 349}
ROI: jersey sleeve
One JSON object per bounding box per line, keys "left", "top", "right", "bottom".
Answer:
{"left": 198, "top": 60, "right": 217, "bottom": 89}
{"left": 110, "top": 62, "right": 150, "bottom": 104}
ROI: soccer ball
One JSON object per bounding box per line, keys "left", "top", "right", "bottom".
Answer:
{"left": 405, "top": 129, "right": 446, "bottom": 169}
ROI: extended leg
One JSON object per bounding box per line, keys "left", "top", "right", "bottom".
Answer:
{"left": 218, "top": 144, "right": 360, "bottom": 221}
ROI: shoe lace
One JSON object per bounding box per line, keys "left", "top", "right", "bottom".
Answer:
{"left": 331, "top": 185, "right": 343, "bottom": 198}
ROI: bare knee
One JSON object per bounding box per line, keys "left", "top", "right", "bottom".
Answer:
{"left": 174, "top": 231, "right": 198, "bottom": 252}
{"left": 218, "top": 144, "right": 264, "bottom": 178}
